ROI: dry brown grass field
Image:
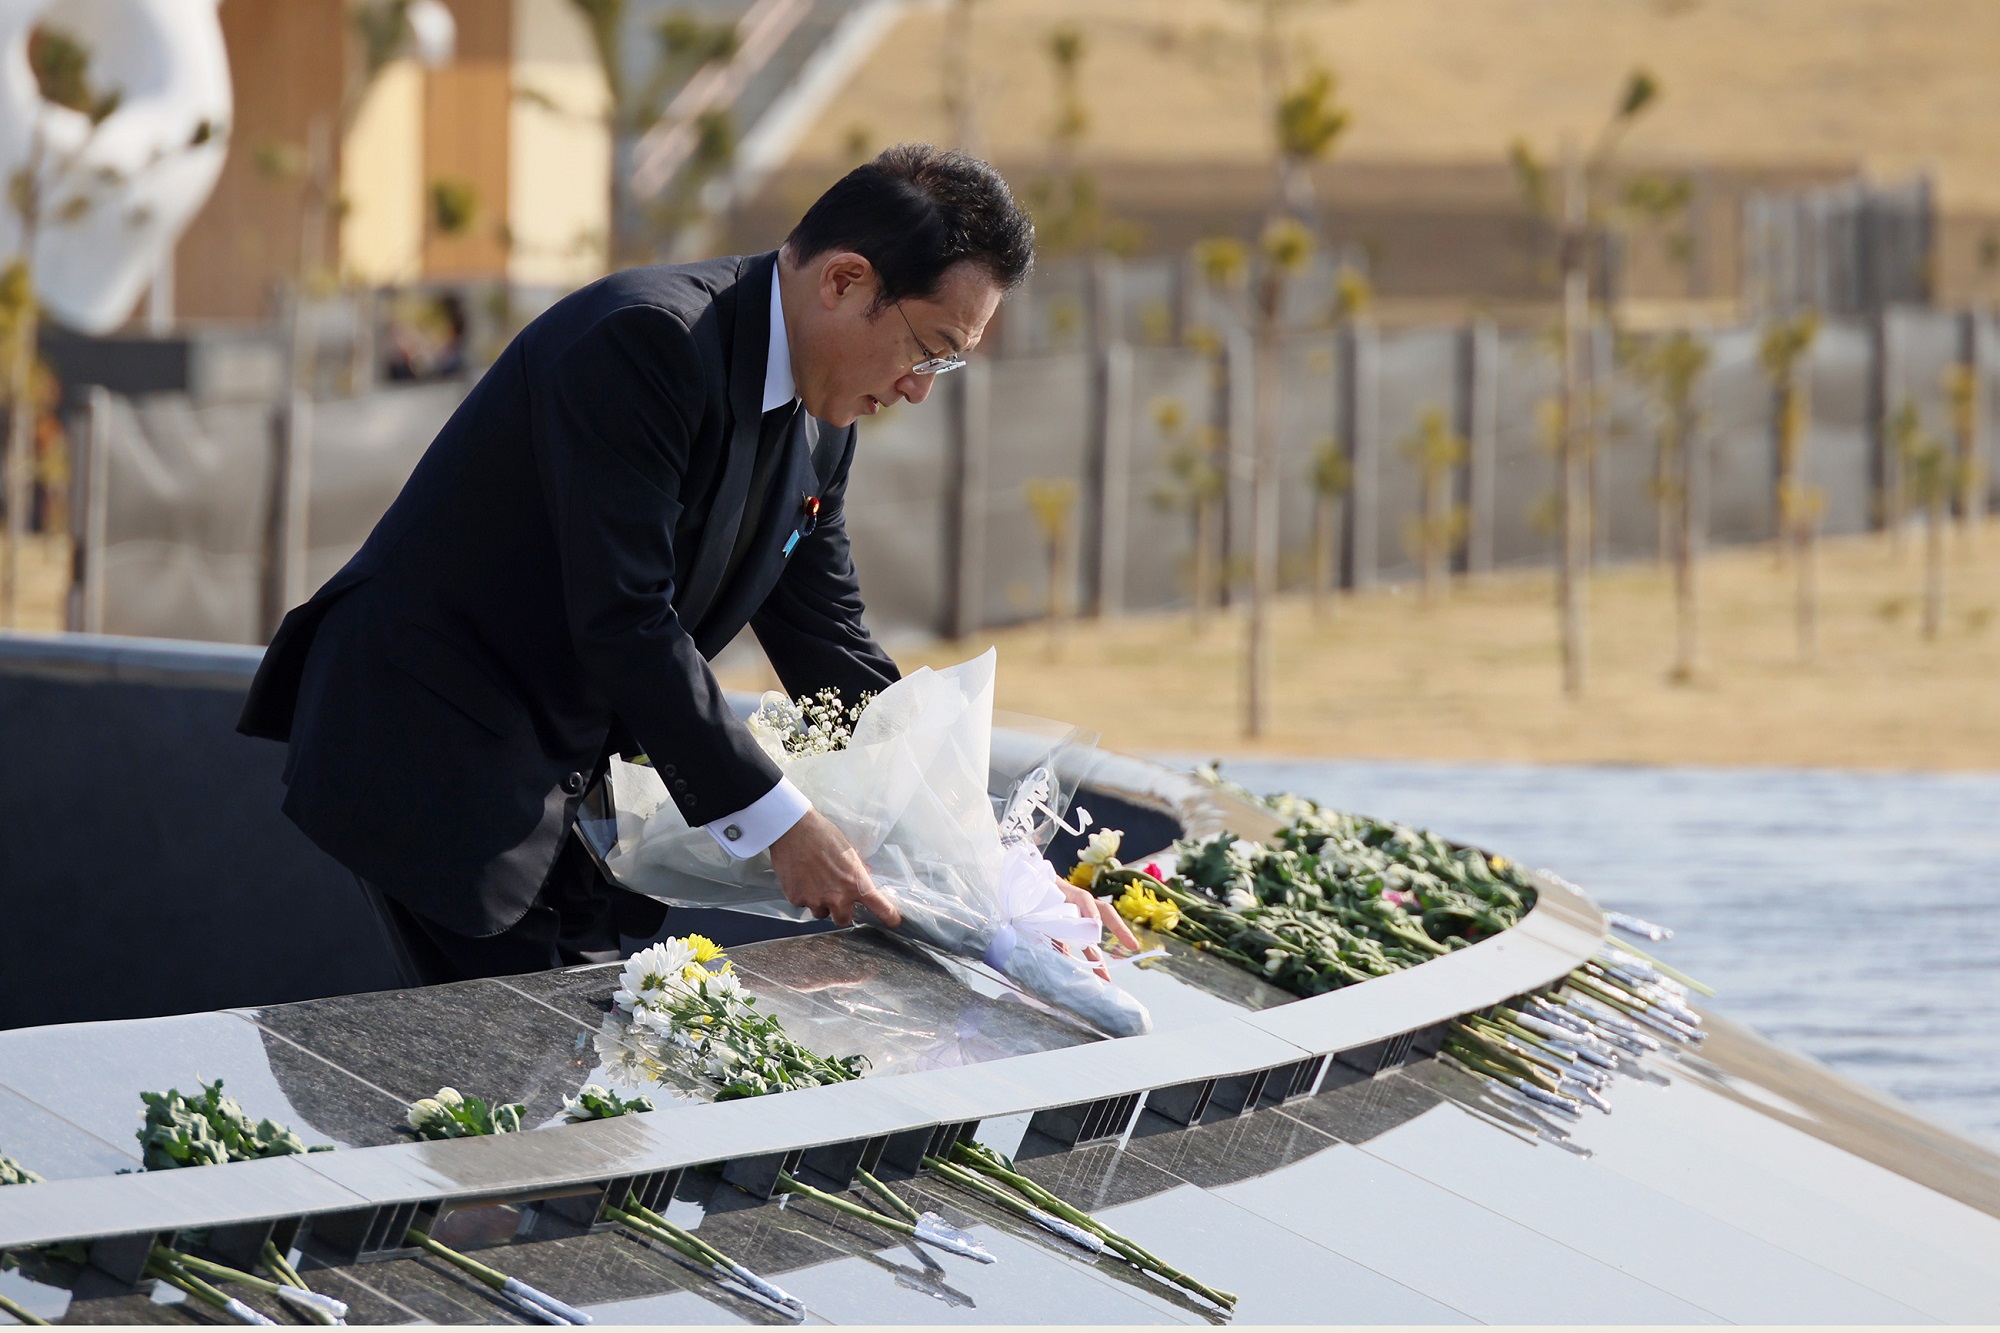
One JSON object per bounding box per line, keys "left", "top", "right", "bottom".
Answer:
{"left": 880, "top": 534, "right": 2000, "bottom": 771}
{"left": 8, "top": 536, "right": 71, "bottom": 634}
{"left": 19, "top": 531, "right": 1990, "bottom": 770}
{"left": 797, "top": 0, "right": 2000, "bottom": 211}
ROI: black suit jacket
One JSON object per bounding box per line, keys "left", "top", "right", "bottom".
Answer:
{"left": 239, "top": 253, "right": 900, "bottom": 935}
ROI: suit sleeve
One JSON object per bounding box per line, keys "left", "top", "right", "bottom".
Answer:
{"left": 533, "top": 303, "right": 784, "bottom": 823}
{"left": 750, "top": 423, "right": 901, "bottom": 706}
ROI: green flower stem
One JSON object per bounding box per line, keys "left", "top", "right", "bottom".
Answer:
{"left": 855, "top": 1169, "right": 921, "bottom": 1224}
{"left": 1492, "top": 1012, "right": 1604, "bottom": 1075}
{"left": 1608, "top": 939, "right": 1715, "bottom": 996}
{"left": 1463, "top": 1017, "right": 1570, "bottom": 1078}
{"left": 604, "top": 1205, "right": 712, "bottom": 1267}
{"left": 1567, "top": 971, "right": 1682, "bottom": 1033}
{"left": 169, "top": 1250, "right": 290, "bottom": 1298}
{"left": 0, "top": 1290, "right": 49, "bottom": 1326}
{"left": 604, "top": 1205, "right": 709, "bottom": 1266}
{"left": 775, "top": 1173, "right": 916, "bottom": 1238}
{"left": 404, "top": 1228, "right": 583, "bottom": 1325}
{"left": 615, "top": 1200, "right": 803, "bottom": 1315}
{"left": 1448, "top": 1027, "right": 1558, "bottom": 1089}
{"left": 620, "top": 1200, "right": 728, "bottom": 1268}
{"left": 405, "top": 1229, "right": 518, "bottom": 1297}
{"left": 145, "top": 1252, "right": 265, "bottom": 1325}
{"left": 939, "top": 1148, "right": 1237, "bottom": 1311}
{"left": 924, "top": 1156, "right": 1057, "bottom": 1226}
{"left": 260, "top": 1238, "right": 322, "bottom": 1307}
{"left": 163, "top": 1247, "right": 334, "bottom": 1325}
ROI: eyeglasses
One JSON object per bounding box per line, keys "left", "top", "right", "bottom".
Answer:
{"left": 896, "top": 303, "right": 968, "bottom": 376}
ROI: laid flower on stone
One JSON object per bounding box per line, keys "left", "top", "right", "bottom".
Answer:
{"left": 405, "top": 1086, "right": 525, "bottom": 1140}
{"left": 607, "top": 934, "right": 866, "bottom": 1101}
{"left": 0, "top": 1153, "right": 40, "bottom": 1187}
{"left": 561, "top": 1084, "right": 656, "bottom": 1123}
{"left": 1066, "top": 827, "right": 1125, "bottom": 889}
{"left": 138, "top": 1078, "right": 332, "bottom": 1169}
{"left": 1111, "top": 880, "right": 1180, "bottom": 934}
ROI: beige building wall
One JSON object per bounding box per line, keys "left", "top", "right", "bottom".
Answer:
{"left": 340, "top": 61, "right": 427, "bottom": 286}
{"left": 508, "top": 0, "right": 612, "bottom": 288}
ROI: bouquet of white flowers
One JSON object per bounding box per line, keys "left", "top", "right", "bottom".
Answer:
{"left": 588, "top": 652, "right": 1151, "bottom": 1038}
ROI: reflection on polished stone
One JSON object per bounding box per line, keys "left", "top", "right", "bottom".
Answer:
{"left": 0, "top": 1011, "right": 399, "bottom": 1157}
{"left": 1092, "top": 1181, "right": 1473, "bottom": 1325}
{"left": 727, "top": 930, "right": 1102, "bottom": 1074}
{"left": 1212, "top": 1123, "right": 1719, "bottom": 1324}
{"left": 1006, "top": 1139, "right": 1184, "bottom": 1213}
{"left": 505, "top": 930, "right": 1102, "bottom": 1089}
{"left": 246, "top": 980, "right": 598, "bottom": 1130}
{"left": 1279, "top": 1067, "right": 1449, "bottom": 1146}
{"left": 0, "top": 1083, "right": 140, "bottom": 1181}
{"left": 1125, "top": 1104, "right": 1336, "bottom": 1189}
{"left": 1120, "top": 929, "right": 1294, "bottom": 1014}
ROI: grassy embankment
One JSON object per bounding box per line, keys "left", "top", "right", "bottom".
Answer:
{"left": 874, "top": 535, "right": 2000, "bottom": 772}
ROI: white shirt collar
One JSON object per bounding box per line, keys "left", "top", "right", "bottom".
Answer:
{"left": 761, "top": 263, "right": 796, "bottom": 413}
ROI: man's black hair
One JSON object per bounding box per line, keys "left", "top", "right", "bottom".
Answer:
{"left": 785, "top": 143, "right": 1034, "bottom": 310}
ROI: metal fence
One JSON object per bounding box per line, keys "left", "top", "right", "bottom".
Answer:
{"left": 61, "top": 295, "right": 2000, "bottom": 648}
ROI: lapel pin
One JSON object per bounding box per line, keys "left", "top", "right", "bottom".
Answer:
{"left": 782, "top": 496, "right": 820, "bottom": 557}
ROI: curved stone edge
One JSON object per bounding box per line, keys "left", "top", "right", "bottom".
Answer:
{"left": 0, "top": 741, "right": 1605, "bottom": 1252}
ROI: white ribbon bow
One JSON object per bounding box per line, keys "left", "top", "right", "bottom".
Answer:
{"left": 982, "top": 843, "right": 1105, "bottom": 969}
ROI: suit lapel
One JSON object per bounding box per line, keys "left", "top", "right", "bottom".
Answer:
{"left": 696, "top": 414, "right": 825, "bottom": 645}
{"left": 677, "top": 252, "right": 774, "bottom": 631}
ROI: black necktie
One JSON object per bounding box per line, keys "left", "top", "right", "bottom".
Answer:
{"left": 721, "top": 400, "right": 800, "bottom": 593}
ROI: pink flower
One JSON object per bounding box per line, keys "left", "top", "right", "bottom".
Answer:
{"left": 1143, "top": 862, "right": 1165, "bottom": 880}
{"left": 1384, "top": 888, "right": 1417, "bottom": 908}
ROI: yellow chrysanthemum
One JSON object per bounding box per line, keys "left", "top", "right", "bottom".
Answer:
{"left": 1113, "top": 884, "right": 1180, "bottom": 934}
{"left": 1488, "top": 855, "right": 1510, "bottom": 873}
{"left": 683, "top": 934, "right": 726, "bottom": 963}
{"left": 1068, "top": 862, "right": 1100, "bottom": 889}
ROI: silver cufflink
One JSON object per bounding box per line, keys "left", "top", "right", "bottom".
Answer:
{"left": 724, "top": 824, "right": 742, "bottom": 841}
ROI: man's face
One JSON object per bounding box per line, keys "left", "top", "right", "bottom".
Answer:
{"left": 786, "top": 251, "right": 1004, "bottom": 428}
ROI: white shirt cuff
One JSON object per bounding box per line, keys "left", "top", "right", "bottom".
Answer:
{"left": 705, "top": 776, "right": 811, "bottom": 859}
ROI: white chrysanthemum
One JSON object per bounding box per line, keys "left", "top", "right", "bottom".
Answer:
{"left": 1224, "top": 887, "right": 1256, "bottom": 910}
{"left": 631, "top": 1005, "right": 677, "bottom": 1038}
{"left": 405, "top": 1098, "right": 444, "bottom": 1130}
{"left": 561, "top": 1083, "right": 611, "bottom": 1120}
{"left": 618, "top": 939, "right": 696, "bottom": 1008}
{"left": 704, "top": 970, "right": 744, "bottom": 1000}
{"left": 1079, "top": 827, "right": 1125, "bottom": 871}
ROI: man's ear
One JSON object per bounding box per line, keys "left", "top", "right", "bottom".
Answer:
{"left": 817, "top": 251, "right": 876, "bottom": 310}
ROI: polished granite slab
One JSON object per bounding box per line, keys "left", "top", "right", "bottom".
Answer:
{"left": 0, "top": 1087, "right": 138, "bottom": 1183}
{"left": 494, "top": 929, "right": 1105, "bottom": 1103}
{"left": 6, "top": 880, "right": 2000, "bottom": 1325}
{"left": 0, "top": 1012, "right": 405, "bottom": 1161}
{"left": 7, "top": 1039, "right": 2000, "bottom": 1325}
{"left": 241, "top": 979, "right": 600, "bottom": 1131}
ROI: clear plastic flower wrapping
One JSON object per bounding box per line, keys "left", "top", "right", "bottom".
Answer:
{"left": 578, "top": 651, "right": 1153, "bottom": 1041}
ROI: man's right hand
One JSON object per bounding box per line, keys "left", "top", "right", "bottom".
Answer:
{"left": 769, "top": 807, "right": 901, "bottom": 928}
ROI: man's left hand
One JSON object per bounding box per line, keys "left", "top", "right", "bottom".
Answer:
{"left": 1055, "top": 879, "right": 1142, "bottom": 981}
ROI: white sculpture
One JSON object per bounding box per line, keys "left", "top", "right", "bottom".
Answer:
{"left": 0, "top": 0, "right": 230, "bottom": 334}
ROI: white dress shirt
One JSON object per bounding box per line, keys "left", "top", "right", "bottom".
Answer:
{"left": 703, "top": 271, "right": 812, "bottom": 859}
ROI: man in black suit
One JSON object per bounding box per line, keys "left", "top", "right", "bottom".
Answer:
{"left": 239, "top": 145, "right": 1034, "bottom": 984}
